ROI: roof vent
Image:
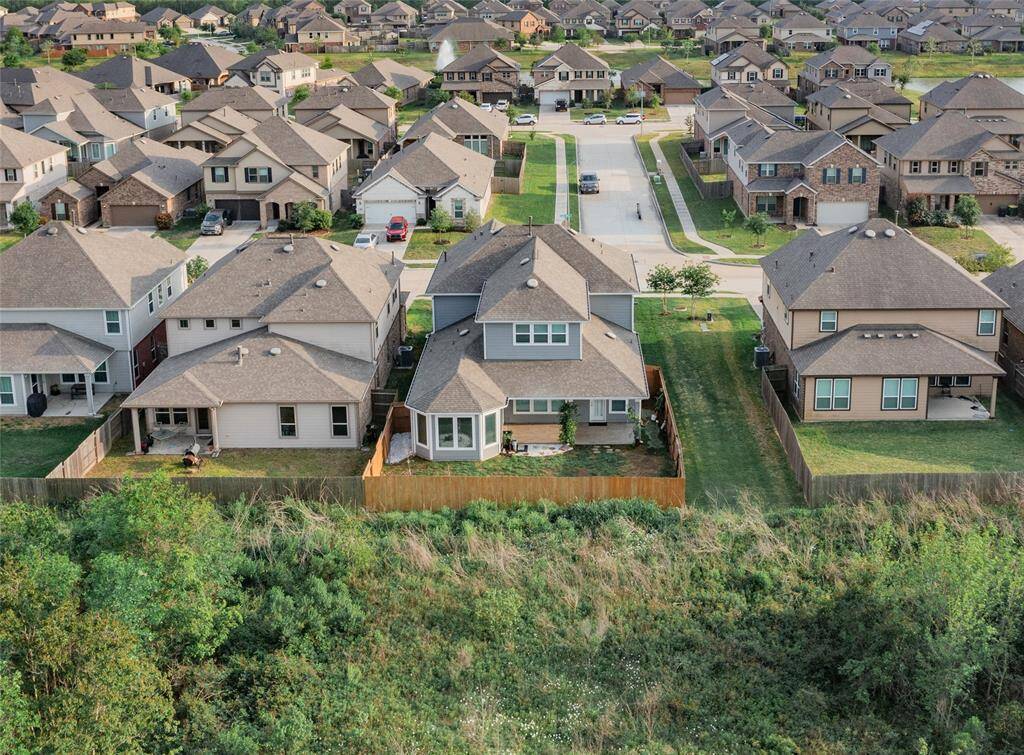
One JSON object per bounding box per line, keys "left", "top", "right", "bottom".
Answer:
{"left": 46, "top": 226, "right": 58, "bottom": 236}
{"left": 77, "top": 227, "right": 87, "bottom": 234}
{"left": 330, "top": 244, "right": 340, "bottom": 251}
{"left": 526, "top": 277, "right": 539, "bottom": 288}
{"left": 269, "top": 347, "right": 282, "bottom": 356}
{"left": 884, "top": 228, "right": 896, "bottom": 238}
{"left": 847, "top": 225, "right": 858, "bottom": 233}
{"left": 458, "top": 328, "right": 470, "bottom": 336}
{"left": 282, "top": 243, "right": 294, "bottom": 253}
{"left": 864, "top": 229, "right": 876, "bottom": 238}
{"left": 315, "top": 278, "right": 327, "bottom": 288}
{"left": 519, "top": 257, "right": 530, "bottom": 265}
{"left": 895, "top": 332, "right": 903, "bottom": 338}
{"left": 911, "top": 332, "right": 919, "bottom": 338}
{"left": 862, "top": 332, "right": 872, "bottom": 338}
{"left": 605, "top": 331, "right": 617, "bottom": 339}
{"left": 876, "top": 332, "right": 885, "bottom": 338}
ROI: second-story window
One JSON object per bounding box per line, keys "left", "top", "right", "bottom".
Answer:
{"left": 244, "top": 167, "right": 272, "bottom": 183}
{"left": 104, "top": 310, "right": 122, "bottom": 335}
{"left": 514, "top": 323, "right": 568, "bottom": 344}
{"left": 972, "top": 161, "right": 987, "bottom": 177}
{"left": 773, "top": 68, "right": 785, "bottom": 79}
{"left": 848, "top": 167, "right": 866, "bottom": 184}
{"left": 978, "top": 309, "right": 996, "bottom": 336}
{"left": 822, "top": 167, "right": 840, "bottom": 184}
{"left": 909, "top": 161, "right": 920, "bottom": 174}
{"left": 819, "top": 310, "right": 838, "bottom": 332}
{"left": 312, "top": 166, "right": 319, "bottom": 178}
{"left": 949, "top": 161, "right": 960, "bottom": 174}
{"left": 211, "top": 167, "right": 228, "bottom": 183}
{"left": 3, "top": 168, "right": 15, "bottom": 181}
{"left": 759, "top": 164, "right": 777, "bottom": 177}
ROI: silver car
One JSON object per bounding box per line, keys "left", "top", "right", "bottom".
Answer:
{"left": 514, "top": 113, "right": 538, "bottom": 125}
{"left": 200, "top": 210, "right": 227, "bottom": 235}
{"left": 353, "top": 232, "right": 379, "bottom": 249}
{"left": 616, "top": 112, "right": 644, "bottom": 125}
{"left": 582, "top": 113, "right": 606, "bottom": 125}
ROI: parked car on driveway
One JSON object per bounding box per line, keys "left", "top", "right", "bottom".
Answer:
{"left": 580, "top": 172, "right": 600, "bottom": 194}
{"left": 495, "top": 99, "right": 509, "bottom": 112}
{"left": 385, "top": 216, "right": 408, "bottom": 242}
{"left": 200, "top": 209, "right": 230, "bottom": 235}
{"left": 582, "top": 113, "right": 606, "bottom": 125}
{"left": 555, "top": 100, "right": 568, "bottom": 112}
{"left": 513, "top": 113, "right": 538, "bottom": 125}
{"left": 353, "top": 232, "right": 379, "bottom": 249}
{"left": 616, "top": 112, "right": 643, "bottom": 125}
{"left": 480, "top": 102, "right": 494, "bottom": 112}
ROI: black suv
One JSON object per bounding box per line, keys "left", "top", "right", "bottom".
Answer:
{"left": 555, "top": 99, "right": 568, "bottom": 112}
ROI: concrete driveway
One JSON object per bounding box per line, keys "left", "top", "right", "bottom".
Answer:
{"left": 188, "top": 221, "right": 259, "bottom": 264}
{"left": 979, "top": 215, "right": 1024, "bottom": 261}
{"left": 361, "top": 225, "right": 410, "bottom": 259}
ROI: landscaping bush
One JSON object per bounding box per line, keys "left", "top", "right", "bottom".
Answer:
{"left": 927, "top": 208, "right": 959, "bottom": 228}
{"left": 906, "top": 197, "right": 929, "bottom": 226}
{"left": 154, "top": 212, "right": 173, "bottom": 231}
{"left": 955, "top": 244, "right": 1014, "bottom": 274}
{"left": 9, "top": 201, "right": 41, "bottom": 236}
{"left": 186, "top": 256, "right": 209, "bottom": 282}
{"left": 289, "top": 201, "right": 332, "bottom": 232}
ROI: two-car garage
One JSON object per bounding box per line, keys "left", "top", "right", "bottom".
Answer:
{"left": 214, "top": 199, "right": 260, "bottom": 222}
{"left": 360, "top": 199, "right": 419, "bottom": 226}
{"left": 107, "top": 204, "right": 160, "bottom": 227}
{"left": 816, "top": 201, "right": 870, "bottom": 227}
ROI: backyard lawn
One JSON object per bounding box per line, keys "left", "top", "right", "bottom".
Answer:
{"left": 562, "top": 133, "right": 580, "bottom": 231}
{"left": 659, "top": 135, "right": 799, "bottom": 255}
{"left": 0, "top": 233, "right": 21, "bottom": 253}
{"left": 385, "top": 298, "right": 431, "bottom": 400}
{"left": 88, "top": 439, "right": 370, "bottom": 478}
{"left": 384, "top": 445, "right": 675, "bottom": 477}
{"left": 636, "top": 297, "right": 801, "bottom": 507}
{"left": 403, "top": 229, "right": 470, "bottom": 260}
{"left": 488, "top": 133, "right": 557, "bottom": 225}
{"left": 636, "top": 135, "right": 709, "bottom": 254}
{"left": 154, "top": 218, "right": 201, "bottom": 251}
{"left": 795, "top": 393, "right": 1024, "bottom": 475}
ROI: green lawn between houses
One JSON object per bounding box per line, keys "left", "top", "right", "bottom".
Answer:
{"left": 0, "top": 417, "right": 106, "bottom": 478}
{"left": 636, "top": 134, "right": 710, "bottom": 254}
{"left": 0, "top": 233, "right": 22, "bottom": 253}
{"left": 384, "top": 445, "right": 675, "bottom": 477}
{"left": 403, "top": 230, "right": 471, "bottom": 261}
{"left": 385, "top": 298, "right": 431, "bottom": 401}
{"left": 562, "top": 133, "right": 581, "bottom": 232}
{"left": 154, "top": 218, "right": 202, "bottom": 251}
{"left": 487, "top": 133, "right": 557, "bottom": 225}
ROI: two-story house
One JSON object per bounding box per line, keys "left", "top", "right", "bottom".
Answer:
{"left": 711, "top": 42, "right": 790, "bottom": 90}
{"left": 226, "top": 49, "right": 319, "bottom": 94}
{"left": 0, "top": 125, "right": 68, "bottom": 230}
{"left": 428, "top": 17, "right": 516, "bottom": 52}
{"left": 282, "top": 13, "right": 352, "bottom": 52}
{"left": 293, "top": 85, "right": 398, "bottom": 140}
{"left": 203, "top": 116, "right": 349, "bottom": 227}
{"left": 614, "top": 0, "right": 662, "bottom": 36}
{"left": 353, "top": 59, "right": 433, "bottom": 105}
{"left": 68, "top": 19, "right": 154, "bottom": 54}
{"left": 805, "top": 83, "right": 909, "bottom": 154}
{"left": 180, "top": 86, "right": 288, "bottom": 125}
{"left": 370, "top": 1, "right": 418, "bottom": 29}
{"left": 797, "top": 45, "right": 892, "bottom": 99}
{"left": 120, "top": 235, "right": 403, "bottom": 453}
{"left": 188, "top": 4, "right": 234, "bottom": 28}
{"left": 163, "top": 106, "right": 260, "bottom": 154}
{"left": 401, "top": 97, "right": 510, "bottom": 158}
{"left": 471, "top": 0, "right": 513, "bottom": 21}
{"left": 874, "top": 111, "right": 1024, "bottom": 214}
{"left": 333, "top": 0, "right": 372, "bottom": 23}
{"left": 405, "top": 221, "right": 649, "bottom": 462}
{"left": 532, "top": 43, "right": 611, "bottom": 106}
{"left": 726, "top": 127, "right": 880, "bottom": 225}
{"left": 919, "top": 73, "right": 1024, "bottom": 123}
{"left": 299, "top": 104, "right": 389, "bottom": 180}
{"left": 620, "top": 56, "right": 702, "bottom": 104}
{"left": 984, "top": 261, "right": 1024, "bottom": 398}
{"left": 151, "top": 42, "right": 243, "bottom": 90}
{"left": 664, "top": 0, "right": 713, "bottom": 38}
{"left": 558, "top": 0, "right": 613, "bottom": 37}
{"left": 0, "top": 223, "right": 187, "bottom": 416}
{"left": 494, "top": 8, "right": 549, "bottom": 36}
{"left": 22, "top": 92, "right": 143, "bottom": 167}
{"left": 703, "top": 14, "right": 765, "bottom": 54}
{"left": 440, "top": 44, "right": 521, "bottom": 104}
{"left": 760, "top": 219, "right": 1006, "bottom": 422}
{"left": 714, "top": 0, "right": 770, "bottom": 25}
{"left": 835, "top": 11, "right": 899, "bottom": 48}
{"left": 694, "top": 83, "right": 798, "bottom": 155}
{"left": 77, "top": 54, "right": 192, "bottom": 95}
{"left": 88, "top": 86, "right": 178, "bottom": 140}
{"left": 422, "top": 0, "right": 468, "bottom": 25}
{"left": 771, "top": 12, "right": 834, "bottom": 50}
{"left": 139, "top": 7, "right": 195, "bottom": 29}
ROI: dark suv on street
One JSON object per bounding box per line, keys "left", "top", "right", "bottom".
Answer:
{"left": 580, "top": 172, "right": 600, "bottom": 194}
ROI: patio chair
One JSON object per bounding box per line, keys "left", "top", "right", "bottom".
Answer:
{"left": 70, "top": 383, "right": 87, "bottom": 400}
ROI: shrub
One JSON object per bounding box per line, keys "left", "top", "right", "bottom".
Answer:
{"left": 559, "top": 400, "right": 578, "bottom": 445}
{"left": 905, "top": 197, "right": 929, "bottom": 226}
{"left": 290, "top": 201, "right": 333, "bottom": 232}
{"left": 928, "top": 209, "right": 958, "bottom": 228}
{"left": 10, "top": 201, "right": 41, "bottom": 236}
{"left": 462, "top": 210, "right": 480, "bottom": 232}
{"left": 154, "top": 213, "right": 173, "bottom": 231}
{"left": 955, "top": 244, "right": 1013, "bottom": 274}
{"left": 186, "top": 256, "right": 209, "bottom": 282}
{"left": 471, "top": 588, "right": 524, "bottom": 643}
{"left": 61, "top": 48, "right": 87, "bottom": 70}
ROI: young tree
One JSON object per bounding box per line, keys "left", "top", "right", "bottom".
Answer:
{"left": 965, "top": 39, "right": 983, "bottom": 61}
{"left": 291, "top": 201, "right": 333, "bottom": 232}
{"left": 678, "top": 38, "right": 698, "bottom": 58}
{"left": 463, "top": 210, "right": 481, "bottom": 232}
{"left": 186, "top": 256, "right": 209, "bottom": 283}
{"left": 39, "top": 40, "right": 55, "bottom": 65}
{"left": 61, "top": 48, "right": 88, "bottom": 70}
{"left": 954, "top": 195, "right": 981, "bottom": 239}
{"left": 290, "top": 84, "right": 310, "bottom": 109}
{"left": 599, "top": 88, "right": 614, "bottom": 108}
{"left": 679, "top": 262, "right": 720, "bottom": 320}
{"left": 744, "top": 211, "right": 771, "bottom": 247}
{"left": 720, "top": 208, "right": 737, "bottom": 236}
{"left": 514, "top": 31, "right": 528, "bottom": 48}
{"left": 867, "top": 41, "right": 881, "bottom": 55}
{"left": 759, "top": 23, "right": 772, "bottom": 38}
{"left": 158, "top": 24, "right": 183, "bottom": 46}
{"left": 894, "top": 69, "right": 911, "bottom": 92}
{"left": 430, "top": 207, "right": 453, "bottom": 244}
{"left": 383, "top": 85, "right": 403, "bottom": 102}
{"left": 923, "top": 37, "right": 938, "bottom": 56}
{"left": 558, "top": 400, "right": 578, "bottom": 445}
{"left": 578, "top": 28, "right": 594, "bottom": 47}
{"left": 10, "top": 202, "right": 40, "bottom": 237}
{"left": 646, "top": 263, "right": 682, "bottom": 314}
{"left": 320, "top": 55, "right": 334, "bottom": 69}
{"left": 551, "top": 26, "right": 566, "bottom": 43}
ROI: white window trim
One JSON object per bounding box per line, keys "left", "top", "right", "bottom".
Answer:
{"left": 978, "top": 309, "right": 996, "bottom": 336}
{"left": 484, "top": 411, "right": 499, "bottom": 446}
{"left": 178, "top": 319, "right": 190, "bottom": 329}
{"left": 230, "top": 319, "right": 242, "bottom": 330}
{"left": 0, "top": 375, "right": 15, "bottom": 406}
{"left": 609, "top": 399, "right": 629, "bottom": 413}
{"left": 104, "top": 310, "right": 122, "bottom": 335}
{"left": 93, "top": 360, "right": 109, "bottom": 384}
{"left": 278, "top": 405, "right": 298, "bottom": 438}
{"left": 819, "top": 310, "right": 838, "bottom": 332}
{"left": 434, "top": 415, "right": 475, "bottom": 450}
{"left": 204, "top": 319, "right": 217, "bottom": 330}
{"left": 513, "top": 322, "right": 569, "bottom": 345}
{"left": 329, "top": 405, "right": 349, "bottom": 438}
{"left": 512, "top": 399, "right": 564, "bottom": 415}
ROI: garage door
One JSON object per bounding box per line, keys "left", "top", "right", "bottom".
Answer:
{"left": 663, "top": 88, "right": 697, "bottom": 105}
{"left": 817, "top": 201, "right": 869, "bottom": 226}
{"left": 108, "top": 204, "right": 159, "bottom": 226}
{"left": 214, "top": 199, "right": 260, "bottom": 221}
{"left": 978, "top": 195, "right": 1014, "bottom": 215}
{"left": 538, "top": 90, "right": 565, "bottom": 106}
{"left": 362, "top": 200, "right": 418, "bottom": 226}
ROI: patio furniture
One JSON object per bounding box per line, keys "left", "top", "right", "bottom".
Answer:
{"left": 70, "top": 383, "right": 87, "bottom": 400}
{"left": 150, "top": 428, "right": 177, "bottom": 441}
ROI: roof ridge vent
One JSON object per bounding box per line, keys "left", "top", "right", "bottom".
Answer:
{"left": 911, "top": 332, "right": 919, "bottom": 338}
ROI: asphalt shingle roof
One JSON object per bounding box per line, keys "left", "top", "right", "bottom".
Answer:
{"left": 0, "top": 323, "right": 115, "bottom": 374}
{"left": 358, "top": 132, "right": 494, "bottom": 198}
{"left": 983, "top": 261, "right": 1024, "bottom": 332}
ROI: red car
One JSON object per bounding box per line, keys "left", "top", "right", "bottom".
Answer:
{"left": 385, "top": 215, "right": 408, "bottom": 242}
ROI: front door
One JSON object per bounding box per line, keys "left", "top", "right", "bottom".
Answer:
{"left": 196, "top": 408, "right": 211, "bottom": 434}
{"left": 590, "top": 399, "right": 608, "bottom": 424}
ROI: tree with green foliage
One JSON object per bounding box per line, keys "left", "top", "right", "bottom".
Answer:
{"left": 923, "top": 37, "right": 938, "bottom": 56}
{"left": 134, "top": 39, "right": 166, "bottom": 59}
{"left": 290, "top": 84, "right": 311, "bottom": 109}
{"left": 646, "top": 263, "right": 682, "bottom": 314}
{"left": 158, "top": 24, "right": 183, "bottom": 46}
{"left": 429, "top": 207, "right": 453, "bottom": 243}
{"left": 679, "top": 262, "right": 720, "bottom": 319}
{"left": 678, "top": 38, "right": 698, "bottom": 58}
{"left": 383, "top": 85, "right": 402, "bottom": 102}
{"left": 186, "top": 256, "right": 209, "bottom": 283}
{"left": 10, "top": 202, "right": 40, "bottom": 236}
{"left": 867, "top": 41, "right": 881, "bottom": 55}
{"left": 577, "top": 27, "right": 594, "bottom": 47}
{"left": 759, "top": 23, "right": 772, "bottom": 38}
{"left": 2, "top": 28, "right": 32, "bottom": 64}
{"left": 290, "top": 201, "right": 333, "bottom": 232}
{"left": 558, "top": 400, "right": 578, "bottom": 445}
{"left": 551, "top": 25, "right": 566, "bottom": 43}
{"left": 463, "top": 209, "right": 481, "bottom": 232}
{"left": 514, "top": 31, "right": 528, "bottom": 48}
{"left": 320, "top": 55, "right": 334, "bottom": 69}
{"left": 954, "top": 195, "right": 981, "bottom": 238}
{"left": 61, "top": 48, "right": 88, "bottom": 70}
{"left": 720, "top": 207, "right": 737, "bottom": 236}
{"left": 744, "top": 211, "right": 770, "bottom": 247}
{"left": 39, "top": 39, "right": 55, "bottom": 65}
{"left": 426, "top": 88, "right": 452, "bottom": 107}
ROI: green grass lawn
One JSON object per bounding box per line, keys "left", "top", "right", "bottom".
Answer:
{"left": 562, "top": 133, "right": 580, "bottom": 231}
{"left": 795, "top": 393, "right": 1024, "bottom": 475}
{"left": 636, "top": 135, "right": 709, "bottom": 254}
{"left": 397, "top": 100, "right": 433, "bottom": 125}
{"left": 384, "top": 444, "right": 674, "bottom": 477}
{"left": 0, "top": 233, "right": 21, "bottom": 253}
{"left": 154, "top": 218, "right": 201, "bottom": 251}
{"left": 660, "top": 134, "right": 799, "bottom": 255}
{"left": 0, "top": 415, "right": 107, "bottom": 478}
{"left": 88, "top": 438, "right": 370, "bottom": 478}
{"left": 570, "top": 104, "right": 669, "bottom": 122}
{"left": 327, "top": 228, "right": 360, "bottom": 245}
{"left": 636, "top": 297, "right": 801, "bottom": 507}
{"left": 404, "top": 229, "right": 470, "bottom": 260}
{"left": 911, "top": 226, "right": 1008, "bottom": 258}
{"left": 385, "top": 298, "right": 431, "bottom": 400}
{"left": 488, "top": 133, "right": 556, "bottom": 225}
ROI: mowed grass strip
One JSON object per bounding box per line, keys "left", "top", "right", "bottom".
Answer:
{"left": 635, "top": 135, "right": 709, "bottom": 254}
{"left": 488, "top": 133, "right": 557, "bottom": 225}
{"left": 562, "top": 133, "right": 581, "bottom": 231}
{"left": 403, "top": 230, "right": 471, "bottom": 260}
{"left": 636, "top": 297, "right": 801, "bottom": 507}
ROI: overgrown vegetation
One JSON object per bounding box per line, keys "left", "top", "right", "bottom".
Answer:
{"left": 3, "top": 476, "right": 1024, "bottom": 752}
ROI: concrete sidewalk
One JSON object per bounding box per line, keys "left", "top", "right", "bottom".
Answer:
{"left": 553, "top": 135, "right": 569, "bottom": 226}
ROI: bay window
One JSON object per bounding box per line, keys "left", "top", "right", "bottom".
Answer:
{"left": 484, "top": 413, "right": 498, "bottom": 445}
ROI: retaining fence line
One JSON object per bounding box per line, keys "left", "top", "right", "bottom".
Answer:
{"left": 47, "top": 408, "right": 129, "bottom": 479}
{"left": 678, "top": 141, "right": 732, "bottom": 200}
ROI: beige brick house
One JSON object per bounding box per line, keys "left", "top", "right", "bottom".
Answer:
{"left": 440, "top": 44, "right": 521, "bottom": 104}
{"left": 68, "top": 19, "right": 154, "bottom": 54}
{"left": 760, "top": 219, "right": 1007, "bottom": 422}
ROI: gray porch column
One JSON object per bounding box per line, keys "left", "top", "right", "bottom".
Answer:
{"left": 84, "top": 374, "right": 96, "bottom": 415}
{"left": 209, "top": 407, "right": 220, "bottom": 451}
{"left": 131, "top": 408, "right": 142, "bottom": 454}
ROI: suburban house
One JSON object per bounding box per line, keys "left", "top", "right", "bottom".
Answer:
{"left": 919, "top": 73, "right": 1024, "bottom": 122}
{"left": 471, "top": 0, "right": 513, "bottom": 20}
{"left": 969, "top": 23, "right": 1024, "bottom": 51}
{"left": 0, "top": 223, "right": 187, "bottom": 416}
{"left": 139, "top": 6, "right": 193, "bottom": 29}
{"left": 203, "top": 116, "right": 349, "bottom": 227}
{"left": 664, "top": 0, "right": 713, "bottom": 38}
{"left": 163, "top": 106, "right": 260, "bottom": 154}
{"left": 405, "top": 221, "right": 648, "bottom": 462}
{"left": 703, "top": 14, "right": 764, "bottom": 54}
{"left": 370, "top": 1, "right": 418, "bottom": 29}
{"left": 180, "top": 86, "right": 288, "bottom": 125}
{"left": 619, "top": 56, "right": 702, "bottom": 104}
{"left": 922, "top": 0, "right": 974, "bottom": 18}
{"left": 805, "top": 83, "right": 909, "bottom": 154}
{"left": 440, "top": 44, "right": 521, "bottom": 104}
{"left": 0, "top": 125, "right": 68, "bottom": 231}
{"left": 764, "top": 0, "right": 803, "bottom": 18}
{"left": 353, "top": 132, "right": 493, "bottom": 226}
{"left": 771, "top": 12, "right": 834, "bottom": 50}
{"left": 422, "top": 0, "right": 468, "bottom": 25}
{"left": 759, "top": 219, "right": 1007, "bottom": 422}
{"left": 835, "top": 11, "right": 899, "bottom": 48}
{"left": 189, "top": 4, "right": 234, "bottom": 28}
{"left": 494, "top": 8, "right": 548, "bottom": 36}
{"left": 38, "top": 179, "right": 99, "bottom": 226}
{"left": 558, "top": 1, "right": 613, "bottom": 37}
{"left": 333, "top": 0, "right": 371, "bottom": 24}
{"left": 292, "top": 85, "right": 398, "bottom": 140}
{"left": 725, "top": 126, "right": 880, "bottom": 225}
{"left": 120, "top": 235, "right": 403, "bottom": 453}
{"left": 226, "top": 49, "right": 320, "bottom": 94}
{"left": 0, "top": 67, "right": 94, "bottom": 114}
{"left": 830, "top": 79, "right": 913, "bottom": 120}
{"left": 714, "top": 0, "right": 770, "bottom": 25}
{"left": 874, "top": 111, "right": 1024, "bottom": 214}
{"left": 693, "top": 83, "right": 798, "bottom": 155}
{"left": 235, "top": 3, "right": 270, "bottom": 27}
{"left": 76, "top": 54, "right": 192, "bottom": 94}
{"left": 401, "top": 97, "right": 510, "bottom": 159}
{"left": 152, "top": 42, "right": 243, "bottom": 90}
{"left": 428, "top": 17, "right": 516, "bottom": 52}
{"left": 21, "top": 92, "right": 143, "bottom": 167}
{"left": 87, "top": 86, "right": 178, "bottom": 140}
{"left": 67, "top": 20, "right": 155, "bottom": 54}
{"left": 897, "top": 18, "right": 967, "bottom": 52}
{"left": 532, "top": 43, "right": 611, "bottom": 106}
{"left": 710, "top": 43, "right": 790, "bottom": 90}
{"left": 796, "top": 45, "right": 892, "bottom": 99}
{"left": 353, "top": 60, "right": 433, "bottom": 105}
{"left": 282, "top": 13, "right": 351, "bottom": 52}
{"left": 299, "top": 104, "right": 391, "bottom": 179}
{"left": 613, "top": 0, "right": 662, "bottom": 36}
{"left": 983, "top": 261, "right": 1024, "bottom": 397}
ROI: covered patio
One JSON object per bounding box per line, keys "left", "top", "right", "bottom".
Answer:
{"left": 123, "top": 405, "right": 222, "bottom": 455}
{"left": 505, "top": 422, "right": 636, "bottom": 446}
{"left": 928, "top": 394, "right": 994, "bottom": 421}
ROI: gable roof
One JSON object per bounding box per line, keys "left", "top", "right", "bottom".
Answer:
{"left": 181, "top": 84, "right": 285, "bottom": 114}
{"left": 983, "top": 261, "right": 1024, "bottom": 332}
{"left": 88, "top": 85, "right": 175, "bottom": 113}
{"left": 804, "top": 44, "right": 884, "bottom": 68}
{"left": 441, "top": 43, "right": 520, "bottom": 73}
{"left": 228, "top": 48, "right": 318, "bottom": 74}
{"left": 0, "top": 66, "right": 94, "bottom": 110}
{"left": 0, "top": 223, "right": 186, "bottom": 309}
{"left": 900, "top": 18, "right": 966, "bottom": 41}
{"left": 620, "top": 56, "right": 701, "bottom": 90}
{"left": 292, "top": 84, "right": 397, "bottom": 118}
{"left": 736, "top": 129, "right": 854, "bottom": 164}
{"left": 403, "top": 96, "right": 510, "bottom": 142}
{"left": 302, "top": 103, "right": 390, "bottom": 143}
{"left": 873, "top": 111, "right": 1018, "bottom": 159}
{"left": 760, "top": 219, "right": 1007, "bottom": 311}
{"left": 0, "top": 323, "right": 116, "bottom": 374}
{"left": 353, "top": 59, "right": 433, "bottom": 92}
{"left": 534, "top": 42, "right": 609, "bottom": 71}
{"left": 151, "top": 42, "right": 243, "bottom": 80}
{"left": 208, "top": 116, "right": 348, "bottom": 167}
{"left": 712, "top": 41, "right": 782, "bottom": 70}
{"left": 428, "top": 16, "right": 515, "bottom": 42}
{"left": 76, "top": 54, "right": 188, "bottom": 88}
{"left": 25, "top": 92, "right": 142, "bottom": 141}
{"left": 357, "top": 132, "right": 494, "bottom": 197}
{"left": 920, "top": 73, "right": 1024, "bottom": 111}
{"left": 0, "top": 123, "right": 65, "bottom": 167}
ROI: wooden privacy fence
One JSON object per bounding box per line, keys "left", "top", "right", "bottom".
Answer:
{"left": 492, "top": 143, "right": 527, "bottom": 194}
{"left": 47, "top": 408, "right": 130, "bottom": 479}
{"left": 677, "top": 143, "right": 732, "bottom": 200}
{"left": 646, "top": 365, "right": 685, "bottom": 479}
{"left": 759, "top": 370, "right": 1024, "bottom": 505}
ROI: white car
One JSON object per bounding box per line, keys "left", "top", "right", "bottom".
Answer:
{"left": 513, "top": 113, "right": 538, "bottom": 125}
{"left": 582, "top": 113, "right": 606, "bottom": 125}
{"left": 353, "top": 232, "right": 379, "bottom": 249}
{"left": 480, "top": 102, "right": 494, "bottom": 112}
{"left": 495, "top": 99, "right": 509, "bottom": 112}
{"left": 616, "top": 112, "right": 644, "bottom": 125}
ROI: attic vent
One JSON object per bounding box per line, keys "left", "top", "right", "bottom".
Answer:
{"left": 847, "top": 226, "right": 858, "bottom": 233}
{"left": 458, "top": 328, "right": 470, "bottom": 336}
{"left": 911, "top": 332, "right": 919, "bottom": 338}
{"left": 895, "top": 332, "right": 903, "bottom": 338}
{"left": 76, "top": 227, "right": 87, "bottom": 234}
{"left": 605, "top": 331, "right": 617, "bottom": 340}
{"left": 315, "top": 279, "right": 327, "bottom": 288}
{"left": 876, "top": 332, "right": 885, "bottom": 338}
{"left": 330, "top": 244, "right": 340, "bottom": 251}
{"left": 46, "top": 226, "right": 58, "bottom": 236}
{"left": 864, "top": 229, "right": 876, "bottom": 238}
{"left": 269, "top": 347, "right": 282, "bottom": 356}
{"left": 843, "top": 93, "right": 851, "bottom": 99}
{"left": 282, "top": 243, "right": 295, "bottom": 253}
{"left": 519, "top": 257, "right": 530, "bottom": 265}
{"left": 526, "top": 277, "right": 539, "bottom": 289}
{"left": 861, "top": 333, "right": 872, "bottom": 338}
{"left": 884, "top": 228, "right": 896, "bottom": 238}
